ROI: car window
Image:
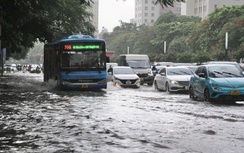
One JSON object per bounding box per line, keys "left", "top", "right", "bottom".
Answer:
{"left": 160, "top": 68, "right": 166, "bottom": 74}
{"left": 195, "top": 66, "right": 203, "bottom": 75}
{"left": 202, "top": 67, "right": 207, "bottom": 76}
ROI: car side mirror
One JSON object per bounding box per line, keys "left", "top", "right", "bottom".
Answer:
{"left": 198, "top": 73, "right": 206, "bottom": 78}
{"left": 108, "top": 71, "right": 112, "bottom": 75}
{"left": 160, "top": 72, "right": 166, "bottom": 76}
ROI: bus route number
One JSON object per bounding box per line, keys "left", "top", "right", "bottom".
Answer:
{"left": 64, "top": 45, "right": 72, "bottom": 50}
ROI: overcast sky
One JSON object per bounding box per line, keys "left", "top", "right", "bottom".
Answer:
{"left": 98, "top": 0, "right": 135, "bottom": 32}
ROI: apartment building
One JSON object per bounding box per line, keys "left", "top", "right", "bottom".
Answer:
{"left": 135, "top": 0, "right": 181, "bottom": 27}
{"left": 88, "top": 0, "right": 99, "bottom": 38}
{"left": 182, "top": 0, "right": 244, "bottom": 19}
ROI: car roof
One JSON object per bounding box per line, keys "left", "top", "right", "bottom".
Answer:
{"left": 203, "top": 64, "right": 238, "bottom": 67}
{"left": 205, "top": 61, "right": 238, "bottom": 64}
{"left": 165, "top": 66, "right": 190, "bottom": 69}
{"left": 113, "top": 66, "right": 131, "bottom": 69}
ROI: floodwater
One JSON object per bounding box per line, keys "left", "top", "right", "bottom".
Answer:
{"left": 0, "top": 71, "right": 244, "bottom": 153}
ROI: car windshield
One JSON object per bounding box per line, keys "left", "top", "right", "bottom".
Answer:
{"left": 167, "top": 68, "right": 193, "bottom": 75}
{"left": 113, "top": 67, "right": 135, "bottom": 74}
{"left": 127, "top": 60, "right": 150, "bottom": 68}
{"left": 208, "top": 65, "right": 244, "bottom": 78}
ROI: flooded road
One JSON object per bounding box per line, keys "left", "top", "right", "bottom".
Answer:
{"left": 0, "top": 71, "right": 244, "bottom": 153}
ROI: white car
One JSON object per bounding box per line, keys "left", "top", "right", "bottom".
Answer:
{"left": 154, "top": 66, "right": 194, "bottom": 92}
{"left": 29, "top": 64, "right": 41, "bottom": 73}
{"left": 108, "top": 66, "right": 140, "bottom": 88}
{"left": 3, "top": 64, "right": 17, "bottom": 72}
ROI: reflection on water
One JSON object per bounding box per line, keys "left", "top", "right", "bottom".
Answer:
{"left": 0, "top": 72, "right": 244, "bottom": 153}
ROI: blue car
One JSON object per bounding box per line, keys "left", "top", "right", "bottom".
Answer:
{"left": 189, "top": 64, "right": 244, "bottom": 103}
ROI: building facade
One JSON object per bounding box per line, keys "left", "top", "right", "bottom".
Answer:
{"left": 89, "top": 0, "right": 99, "bottom": 38}
{"left": 182, "top": 0, "right": 244, "bottom": 19}
{"left": 135, "top": 0, "right": 181, "bottom": 27}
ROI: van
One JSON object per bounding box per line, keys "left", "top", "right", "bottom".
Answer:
{"left": 118, "top": 54, "right": 154, "bottom": 85}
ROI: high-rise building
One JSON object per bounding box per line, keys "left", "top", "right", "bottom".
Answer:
{"left": 182, "top": 0, "right": 244, "bottom": 19}
{"left": 89, "top": 0, "right": 99, "bottom": 38}
{"left": 135, "top": 0, "right": 181, "bottom": 27}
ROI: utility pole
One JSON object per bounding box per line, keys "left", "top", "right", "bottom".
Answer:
{"left": 225, "top": 32, "right": 228, "bottom": 61}
{"left": 127, "top": 46, "right": 130, "bottom": 54}
{"left": 0, "top": 6, "right": 2, "bottom": 76}
{"left": 164, "top": 41, "right": 167, "bottom": 54}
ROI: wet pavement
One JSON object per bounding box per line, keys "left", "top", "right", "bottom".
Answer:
{"left": 0, "top": 71, "right": 244, "bottom": 153}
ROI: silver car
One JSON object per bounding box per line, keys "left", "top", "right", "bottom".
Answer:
{"left": 154, "top": 66, "right": 193, "bottom": 92}
{"left": 108, "top": 66, "right": 140, "bottom": 88}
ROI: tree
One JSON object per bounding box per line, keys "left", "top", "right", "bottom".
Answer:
{"left": 1, "top": 0, "right": 94, "bottom": 59}
{"left": 155, "top": 0, "right": 185, "bottom": 8}
{"left": 187, "top": 5, "right": 244, "bottom": 61}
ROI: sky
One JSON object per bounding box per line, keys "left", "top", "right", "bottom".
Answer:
{"left": 98, "top": 0, "right": 135, "bottom": 32}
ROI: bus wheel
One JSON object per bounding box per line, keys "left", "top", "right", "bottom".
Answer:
{"left": 56, "top": 79, "right": 63, "bottom": 90}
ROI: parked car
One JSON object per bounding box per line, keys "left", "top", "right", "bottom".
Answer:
{"left": 154, "top": 66, "right": 193, "bottom": 92}
{"left": 189, "top": 64, "right": 244, "bottom": 103}
{"left": 108, "top": 66, "right": 140, "bottom": 88}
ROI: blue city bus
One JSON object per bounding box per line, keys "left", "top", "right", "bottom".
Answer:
{"left": 44, "top": 34, "right": 107, "bottom": 90}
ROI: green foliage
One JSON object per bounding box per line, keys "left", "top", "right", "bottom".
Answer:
{"left": 155, "top": 0, "right": 186, "bottom": 8}
{"left": 188, "top": 5, "right": 244, "bottom": 61}
{"left": 103, "top": 4, "right": 244, "bottom": 63}
{"left": 1, "top": 0, "right": 94, "bottom": 59}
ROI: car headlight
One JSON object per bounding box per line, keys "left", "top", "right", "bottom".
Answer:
{"left": 148, "top": 70, "right": 153, "bottom": 76}
{"left": 170, "top": 80, "right": 178, "bottom": 84}
{"left": 210, "top": 81, "right": 222, "bottom": 91}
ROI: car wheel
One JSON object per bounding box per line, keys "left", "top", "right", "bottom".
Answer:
{"left": 204, "top": 88, "right": 211, "bottom": 102}
{"left": 165, "top": 82, "right": 170, "bottom": 92}
{"left": 189, "top": 86, "right": 196, "bottom": 100}
{"left": 154, "top": 81, "right": 160, "bottom": 91}
{"left": 56, "top": 79, "right": 63, "bottom": 90}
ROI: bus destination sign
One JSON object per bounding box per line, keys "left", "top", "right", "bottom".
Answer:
{"left": 64, "top": 44, "right": 100, "bottom": 50}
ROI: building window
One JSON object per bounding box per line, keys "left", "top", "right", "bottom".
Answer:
{"left": 151, "top": 19, "right": 154, "bottom": 23}
{"left": 152, "top": 7, "right": 154, "bottom": 10}
{"left": 145, "top": 6, "right": 148, "bottom": 10}
{"left": 145, "top": 19, "right": 148, "bottom": 23}
{"left": 214, "top": 4, "right": 217, "bottom": 9}
{"left": 203, "top": 6, "right": 206, "bottom": 12}
{"left": 145, "top": 13, "right": 148, "bottom": 16}
{"left": 194, "top": 8, "right": 198, "bottom": 14}
{"left": 145, "top": 0, "right": 148, "bottom": 4}
{"left": 199, "top": 7, "right": 202, "bottom": 13}
{"left": 151, "top": 13, "right": 154, "bottom": 17}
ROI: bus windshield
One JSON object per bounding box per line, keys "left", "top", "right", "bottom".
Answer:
{"left": 61, "top": 50, "right": 105, "bottom": 69}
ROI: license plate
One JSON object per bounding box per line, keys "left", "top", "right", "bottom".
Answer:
{"left": 126, "top": 80, "right": 131, "bottom": 84}
{"left": 230, "top": 90, "right": 240, "bottom": 95}
{"left": 81, "top": 85, "right": 88, "bottom": 88}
